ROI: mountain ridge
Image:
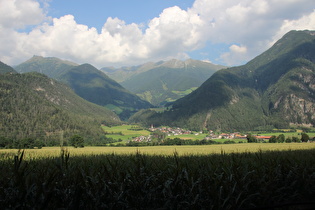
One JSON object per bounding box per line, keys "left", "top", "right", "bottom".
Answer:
{"left": 101, "top": 59, "right": 224, "bottom": 83}
{"left": 118, "top": 59, "right": 225, "bottom": 105}
{"left": 130, "top": 30, "right": 315, "bottom": 131}
{"left": 0, "top": 61, "right": 17, "bottom": 74}
{"left": 15, "top": 57, "right": 153, "bottom": 119}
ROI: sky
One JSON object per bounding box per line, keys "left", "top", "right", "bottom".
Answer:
{"left": 0, "top": 0, "right": 315, "bottom": 68}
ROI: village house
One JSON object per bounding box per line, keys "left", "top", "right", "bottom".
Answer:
{"left": 149, "top": 126, "right": 191, "bottom": 136}
{"left": 254, "top": 135, "right": 272, "bottom": 140}
{"left": 131, "top": 135, "right": 152, "bottom": 142}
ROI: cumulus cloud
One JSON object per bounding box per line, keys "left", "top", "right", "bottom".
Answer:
{"left": 272, "top": 9, "right": 315, "bottom": 43}
{"left": 0, "top": 0, "right": 315, "bottom": 67}
{"left": 0, "top": 0, "right": 46, "bottom": 29}
{"left": 190, "top": 0, "right": 315, "bottom": 65}
{"left": 220, "top": 45, "right": 248, "bottom": 66}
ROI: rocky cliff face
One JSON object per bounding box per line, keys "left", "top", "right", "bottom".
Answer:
{"left": 271, "top": 66, "right": 315, "bottom": 127}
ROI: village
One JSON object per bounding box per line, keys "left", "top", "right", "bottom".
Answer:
{"left": 130, "top": 125, "right": 272, "bottom": 143}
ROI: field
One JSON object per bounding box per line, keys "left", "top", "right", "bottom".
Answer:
{"left": 1, "top": 143, "right": 315, "bottom": 158}
{"left": 2, "top": 127, "right": 315, "bottom": 209}
{"left": 1, "top": 144, "right": 315, "bottom": 209}
{"left": 257, "top": 131, "right": 314, "bottom": 137}
{"left": 102, "top": 125, "right": 315, "bottom": 145}
{"left": 172, "top": 87, "right": 198, "bottom": 96}
{"left": 102, "top": 124, "right": 150, "bottom": 141}
{"left": 168, "top": 133, "right": 208, "bottom": 140}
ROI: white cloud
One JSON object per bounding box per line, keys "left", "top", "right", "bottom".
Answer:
{"left": 142, "top": 6, "right": 204, "bottom": 60}
{"left": 190, "top": 0, "right": 315, "bottom": 65}
{"left": 220, "top": 44, "right": 248, "bottom": 66}
{"left": 272, "top": 9, "right": 315, "bottom": 43}
{"left": 0, "top": 0, "right": 315, "bottom": 67}
{"left": 0, "top": 0, "right": 46, "bottom": 29}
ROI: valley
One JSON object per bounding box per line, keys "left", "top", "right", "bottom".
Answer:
{"left": 1, "top": 30, "right": 315, "bottom": 147}
{"left": 101, "top": 124, "right": 315, "bottom": 146}
{"left": 1, "top": 1, "right": 315, "bottom": 208}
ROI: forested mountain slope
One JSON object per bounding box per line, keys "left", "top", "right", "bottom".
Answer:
{"left": 59, "top": 64, "right": 153, "bottom": 119}
{"left": 15, "top": 55, "right": 78, "bottom": 78}
{"left": 120, "top": 59, "right": 224, "bottom": 106}
{"left": 0, "top": 71, "right": 121, "bottom": 143}
{"left": 15, "top": 57, "right": 153, "bottom": 120}
{"left": 130, "top": 30, "right": 315, "bottom": 131}
{"left": 0, "top": 61, "right": 17, "bottom": 74}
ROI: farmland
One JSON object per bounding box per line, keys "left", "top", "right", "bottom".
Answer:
{"left": 2, "top": 125, "right": 315, "bottom": 209}
{"left": 1, "top": 143, "right": 315, "bottom": 158}
{"left": 101, "top": 124, "right": 315, "bottom": 145}
{"left": 102, "top": 124, "right": 150, "bottom": 141}
{"left": 0, "top": 145, "right": 315, "bottom": 209}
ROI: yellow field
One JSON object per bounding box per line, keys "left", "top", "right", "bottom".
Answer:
{"left": 1, "top": 143, "right": 315, "bottom": 159}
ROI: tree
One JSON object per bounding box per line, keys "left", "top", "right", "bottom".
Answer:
{"left": 301, "top": 133, "right": 309, "bottom": 142}
{"left": 269, "top": 136, "right": 277, "bottom": 143}
{"left": 285, "top": 137, "right": 292, "bottom": 143}
{"left": 20, "top": 138, "right": 35, "bottom": 148}
{"left": 69, "top": 135, "right": 84, "bottom": 148}
{"left": 152, "top": 130, "right": 166, "bottom": 141}
{"left": 292, "top": 136, "right": 300, "bottom": 143}
{"left": 276, "top": 134, "right": 285, "bottom": 143}
{"left": 34, "top": 139, "right": 44, "bottom": 149}
{"left": 246, "top": 134, "right": 257, "bottom": 143}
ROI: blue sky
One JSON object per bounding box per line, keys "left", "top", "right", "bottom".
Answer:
{"left": 0, "top": 0, "right": 314, "bottom": 68}
{"left": 48, "top": 0, "right": 195, "bottom": 29}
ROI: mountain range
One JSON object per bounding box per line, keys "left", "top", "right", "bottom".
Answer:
{"left": 102, "top": 59, "right": 224, "bottom": 106}
{"left": 15, "top": 56, "right": 152, "bottom": 119}
{"left": 2, "top": 29, "right": 315, "bottom": 137}
{"left": 130, "top": 30, "right": 315, "bottom": 131}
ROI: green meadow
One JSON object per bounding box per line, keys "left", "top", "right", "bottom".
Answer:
{"left": 257, "top": 131, "right": 315, "bottom": 138}
{"left": 102, "top": 124, "right": 150, "bottom": 141}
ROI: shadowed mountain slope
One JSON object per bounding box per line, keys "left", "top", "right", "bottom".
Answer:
{"left": 0, "top": 70, "right": 121, "bottom": 142}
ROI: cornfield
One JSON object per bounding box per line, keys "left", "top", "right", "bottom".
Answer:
{"left": 0, "top": 148, "right": 315, "bottom": 209}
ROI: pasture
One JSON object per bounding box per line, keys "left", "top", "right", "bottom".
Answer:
{"left": 258, "top": 132, "right": 315, "bottom": 138}
{"left": 102, "top": 124, "right": 150, "bottom": 141}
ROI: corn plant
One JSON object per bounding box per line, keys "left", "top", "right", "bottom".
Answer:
{"left": 0, "top": 148, "right": 315, "bottom": 209}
